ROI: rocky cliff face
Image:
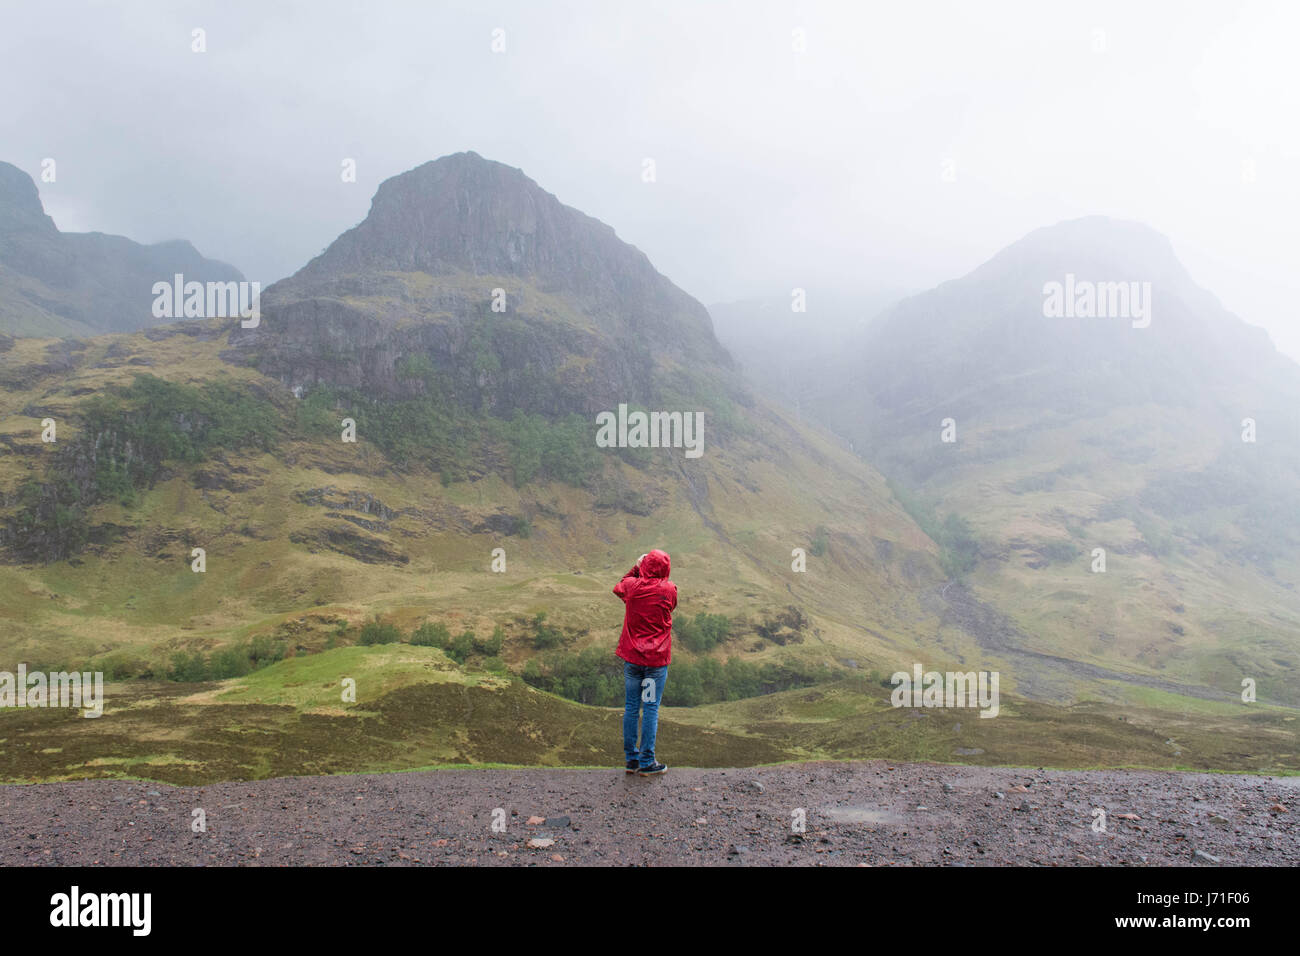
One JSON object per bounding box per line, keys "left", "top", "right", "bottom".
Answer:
{"left": 0, "top": 161, "right": 244, "bottom": 337}
{"left": 228, "top": 292, "right": 657, "bottom": 417}
{"left": 0, "top": 162, "right": 58, "bottom": 240}
{"left": 228, "top": 152, "right": 734, "bottom": 414}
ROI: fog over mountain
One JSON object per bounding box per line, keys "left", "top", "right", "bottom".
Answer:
{"left": 0, "top": 162, "right": 242, "bottom": 336}
{"left": 1, "top": 1, "right": 1299, "bottom": 887}
{"left": 2, "top": 1, "right": 1299, "bottom": 356}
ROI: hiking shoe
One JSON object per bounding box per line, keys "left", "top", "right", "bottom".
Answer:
{"left": 625, "top": 760, "right": 639, "bottom": 774}
{"left": 637, "top": 762, "right": 668, "bottom": 776}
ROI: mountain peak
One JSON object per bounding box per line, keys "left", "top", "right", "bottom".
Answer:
{"left": 976, "top": 215, "right": 1191, "bottom": 289}
{"left": 848, "top": 213, "right": 1284, "bottom": 431}
{"left": 300, "top": 150, "right": 628, "bottom": 283}
{"left": 239, "top": 152, "right": 732, "bottom": 410}
{"left": 0, "top": 161, "right": 57, "bottom": 237}
{"left": 276, "top": 151, "right": 726, "bottom": 362}
{"left": 375, "top": 150, "right": 535, "bottom": 212}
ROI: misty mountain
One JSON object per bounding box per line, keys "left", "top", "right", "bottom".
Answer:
{"left": 0, "top": 152, "right": 944, "bottom": 715}
{"left": 850, "top": 217, "right": 1294, "bottom": 440}
{"left": 737, "top": 216, "right": 1300, "bottom": 703}
{"left": 228, "top": 152, "right": 732, "bottom": 415}
{"left": 1, "top": 153, "right": 1293, "bottom": 789}
{"left": 836, "top": 217, "right": 1300, "bottom": 519}
{"left": 0, "top": 161, "right": 243, "bottom": 337}
{"left": 708, "top": 287, "right": 905, "bottom": 426}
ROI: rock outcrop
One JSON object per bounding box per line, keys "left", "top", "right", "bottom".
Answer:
{"left": 227, "top": 152, "right": 735, "bottom": 414}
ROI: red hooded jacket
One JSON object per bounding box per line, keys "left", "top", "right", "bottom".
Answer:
{"left": 613, "top": 549, "right": 677, "bottom": 667}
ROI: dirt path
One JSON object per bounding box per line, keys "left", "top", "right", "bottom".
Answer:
{"left": 1, "top": 761, "right": 1294, "bottom": 866}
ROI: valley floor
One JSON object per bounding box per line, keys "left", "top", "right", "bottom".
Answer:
{"left": 1, "top": 760, "right": 1295, "bottom": 866}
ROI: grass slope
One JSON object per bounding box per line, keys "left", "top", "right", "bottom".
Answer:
{"left": 2, "top": 646, "right": 1294, "bottom": 785}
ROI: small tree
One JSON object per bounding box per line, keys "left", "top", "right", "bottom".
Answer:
{"left": 359, "top": 616, "right": 401, "bottom": 645}
{"left": 447, "top": 631, "right": 475, "bottom": 664}
{"left": 410, "top": 620, "right": 450, "bottom": 648}
{"left": 475, "top": 625, "right": 505, "bottom": 656}
{"left": 531, "top": 612, "right": 564, "bottom": 649}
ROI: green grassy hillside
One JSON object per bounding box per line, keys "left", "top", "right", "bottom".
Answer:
{"left": 3, "top": 171, "right": 1296, "bottom": 784}
{"left": 0, "top": 317, "right": 943, "bottom": 696}
{"left": 2, "top": 644, "right": 1293, "bottom": 785}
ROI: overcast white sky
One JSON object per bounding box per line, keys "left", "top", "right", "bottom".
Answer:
{"left": 3, "top": 0, "right": 1299, "bottom": 356}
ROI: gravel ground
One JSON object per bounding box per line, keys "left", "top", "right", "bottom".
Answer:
{"left": 1, "top": 761, "right": 1295, "bottom": 866}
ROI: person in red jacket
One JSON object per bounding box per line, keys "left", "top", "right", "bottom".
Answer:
{"left": 613, "top": 549, "right": 677, "bottom": 775}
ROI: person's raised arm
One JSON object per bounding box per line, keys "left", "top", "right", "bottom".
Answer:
{"left": 612, "top": 561, "right": 641, "bottom": 602}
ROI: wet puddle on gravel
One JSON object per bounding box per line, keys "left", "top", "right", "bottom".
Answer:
{"left": 817, "top": 806, "right": 899, "bottom": 825}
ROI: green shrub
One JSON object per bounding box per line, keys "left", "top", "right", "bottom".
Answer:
{"left": 675, "top": 613, "right": 732, "bottom": 652}
{"left": 447, "top": 631, "right": 475, "bottom": 664}
{"left": 9, "top": 374, "right": 282, "bottom": 561}
{"left": 396, "top": 353, "right": 436, "bottom": 384}
{"left": 1040, "top": 539, "right": 1080, "bottom": 563}
{"left": 499, "top": 411, "right": 603, "bottom": 488}
{"left": 83, "top": 374, "right": 280, "bottom": 497}
{"left": 167, "top": 638, "right": 286, "bottom": 682}
{"left": 530, "top": 612, "right": 565, "bottom": 649}
{"left": 302, "top": 386, "right": 474, "bottom": 476}
{"left": 168, "top": 650, "right": 210, "bottom": 683}
{"left": 411, "top": 620, "right": 450, "bottom": 648}
{"left": 98, "top": 652, "right": 147, "bottom": 681}
{"left": 521, "top": 648, "right": 830, "bottom": 706}
{"left": 886, "top": 479, "right": 982, "bottom": 578}
{"left": 248, "top": 636, "right": 287, "bottom": 666}
{"left": 474, "top": 625, "right": 505, "bottom": 656}
{"left": 936, "top": 513, "right": 980, "bottom": 577}
{"left": 358, "top": 617, "right": 402, "bottom": 645}
{"left": 208, "top": 645, "right": 254, "bottom": 680}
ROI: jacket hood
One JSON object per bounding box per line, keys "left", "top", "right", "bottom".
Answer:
{"left": 640, "top": 549, "right": 671, "bottom": 578}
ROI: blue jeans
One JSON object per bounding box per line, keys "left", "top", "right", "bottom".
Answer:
{"left": 623, "top": 662, "right": 668, "bottom": 768}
